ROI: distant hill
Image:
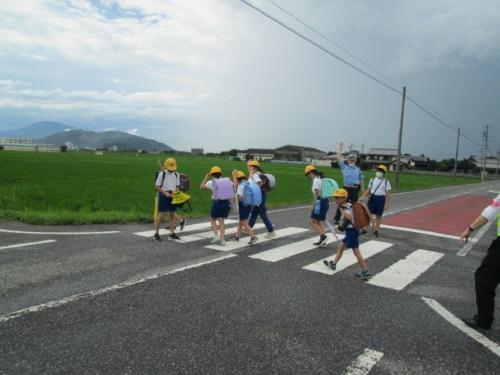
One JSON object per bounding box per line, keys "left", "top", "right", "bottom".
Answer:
{"left": 37, "top": 129, "right": 173, "bottom": 152}
{"left": 0, "top": 121, "right": 76, "bottom": 138}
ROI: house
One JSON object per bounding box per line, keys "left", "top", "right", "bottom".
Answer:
{"left": 273, "top": 145, "right": 327, "bottom": 162}
{"left": 474, "top": 157, "right": 500, "bottom": 173}
{"left": 403, "top": 154, "right": 432, "bottom": 170}
{"left": 363, "top": 148, "right": 409, "bottom": 171}
{"left": 236, "top": 148, "right": 275, "bottom": 161}
{"left": 0, "top": 137, "right": 60, "bottom": 152}
{"left": 191, "top": 148, "right": 204, "bottom": 155}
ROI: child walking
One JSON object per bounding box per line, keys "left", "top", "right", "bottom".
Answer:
{"left": 154, "top": 158, "right": 181, "bottom": 241}
{"left": 323, "top": 188, "right": 370, "bottom": 279}
{"left": 231, "top": 170, "right": 258, "bottom": 245}
{"left": 358, "top": 164, "right": 391, "bottom": 238}
{"left": 247, "top": 160, "right": 276, "bottom": 239}
{"left": 200, "top": 166, "right": 234, "bottom": 246}
{"left": 305, "top": 165, "right": 329, "bottom": 247}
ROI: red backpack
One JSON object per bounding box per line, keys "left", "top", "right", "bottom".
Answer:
{"left": 351, "top": 202, "right": 371, "bottom": 229}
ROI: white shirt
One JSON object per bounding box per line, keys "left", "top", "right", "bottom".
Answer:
{"left": 236, "top": 183, "right": 245, "bottom": 198}
{"left": 368, "top": 177, "right": 391, "bottom": 196}
{"left": 249, "top": 172, "right": 261, "bottom": 185}
{"left": 312, "top": 177, "right": 322, "bottom": 195}
{"left": 481, "top": 194, "right": 500, "bottom": 222}
{"left": 155, "top": 171, "right": 179, "bottom": 192}
{"left": 205, "top": 180, "right": 215, "bottom": 199}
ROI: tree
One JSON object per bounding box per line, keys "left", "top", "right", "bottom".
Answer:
{"left": 60, "top": 145, "right": 68, "bottom": 152}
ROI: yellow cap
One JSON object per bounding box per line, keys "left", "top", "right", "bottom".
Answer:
{"left": 333, "top": 188, "right": 348, "bottom": 198}
{"left": 164, "top": 157, "right": 177, "bottom": 171}
{"left": 210, "top": 166, "right": 222, "bottom": 175}
{"left": 377, "top": 164, "right": 387, "bottom": 173}
{"left": 304, "top": 165, "right": 316, "bottom": 175}
{"left": 247, "top": 160, "right": 260, "bottom": 168}
{"left": 234, "top": 170, "right": 246, "bottom": 179}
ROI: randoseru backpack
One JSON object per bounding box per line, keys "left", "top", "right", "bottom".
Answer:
{"left": 321, "top": 178, "right": 339, "bottom": 198}
{"left": 179, "top": 173, "right": 190, "bottom": 192}
{"left": 242, "top": 182, "right": 262, "bottom": 207}
{"left": 351, "top": 202, "right": 371, "bottom": 229}
{"left": 212, "top": 177, "right": 234, "bottom": 200}
{"left": 260, "top": 174, "right": 276, "bottom": 192}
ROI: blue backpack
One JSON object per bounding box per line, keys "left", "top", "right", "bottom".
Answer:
{"left": 242, "top": 182, "right": 262, "bottom": 207}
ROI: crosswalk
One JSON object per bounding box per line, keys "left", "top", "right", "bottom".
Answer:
{"left": 133, "top": 223, "right": 444, "bottom": 292}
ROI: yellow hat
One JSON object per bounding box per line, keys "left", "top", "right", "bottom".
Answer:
{"left": 333, "top": 188, "right": 348, "bottom": 198}
{"left": 304, "top": 165, "right": 316, "bottom": 175}
{"left": 164, "top": 157, "right": 177, "bottom": 171}
{"left": 377, "top": 164, "right": 388, "bottom": 173}
{"left": 247, "top": 160, "right": 260, "bottom": 168}
{"left": 210, "top": 166, "right": 222, "bottom": 175}
{"left": 234, "top": 170, "right": 246, "bottom": 179}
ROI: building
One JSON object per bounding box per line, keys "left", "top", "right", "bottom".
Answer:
{"left": 475, "top": 157, "right": 500, "bottom": 173}
{"left": 191, "top": 148, "right": 204, "bottom": 155}
{"left": 273, "top": 145, "right": 327, "bottom": 162}
{"left": 236, "top": 148, "right": 275, "bottom": 161}
{"left": 0, "top": 137, "right": 60, "bottom": 152}
{"left": 363, "top": 148, "right": 412, "bottom": 171}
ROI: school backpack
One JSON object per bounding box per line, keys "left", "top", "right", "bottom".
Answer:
{"left": 179, "top": 173, "right": 190, "bottom": 192}
{"left": 242, "top": 182, "right": 262, "bottom": 207}
{"left": 212, "top": 177, "right": 234, "bottom": 200}
{"left": 260, "top": 173, "right": 276, "bottom": 192}
{"left": 321, "top": 178, "right": 339, "bottom": 198}
{"left": 351, "top": 202, "right": 371, "bottom": 230}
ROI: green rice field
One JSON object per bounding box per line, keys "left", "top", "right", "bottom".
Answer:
{"left": 0, "top": 151, "right": 480, "bottom": 224}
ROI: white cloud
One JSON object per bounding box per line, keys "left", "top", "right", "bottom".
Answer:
{"left": 126, "top": 128, "right": 140, "bottom": 136}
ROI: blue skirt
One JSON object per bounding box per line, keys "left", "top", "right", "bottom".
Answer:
{"left": 343, "top": 228, "right": 359, "bottom": 249}
{"left": 368, "top": 195, "right": 386, "bottom": 217}
{"left": 211, "top": 200, "right": 230, "bottom": 219}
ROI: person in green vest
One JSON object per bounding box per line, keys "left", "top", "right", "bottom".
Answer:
{"left": 460, "top": 193, "right": 500, "bottom": 330}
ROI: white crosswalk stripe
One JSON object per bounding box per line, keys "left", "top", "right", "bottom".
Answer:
{"left": 205, "top": 227, "right": 309, "bottom": 252}
{"left": 367, "top": 249, "right": 443, "bottom": 290}
{"left": 132, "top": 220, "right": 238, "bottom": 238}
{"left": 302, "top": 240, "right": 393, "bottom": 275}
{"left": 249, "top": 234, "right": 344, "bottom": 262}
{"left": 179, "top": 224, "right": 265, "bottom": 243}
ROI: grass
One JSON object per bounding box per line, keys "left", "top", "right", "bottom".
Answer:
{"left": 0, "top": 151, "right": 480, "bottom": 225}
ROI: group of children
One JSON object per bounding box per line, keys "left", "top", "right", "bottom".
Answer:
{"left": 154, "top": 157, "right": 392, "bottom": 279}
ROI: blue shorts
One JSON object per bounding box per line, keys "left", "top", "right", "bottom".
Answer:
{"left": 211, "top": 200, "right": 230, "bottom": 219}
{"left": 368, "top": 195, "right": 386, "bottom": 217}
{"left": 158, "top": 193, "right": 177, "bottom": 212}
{"left": 238, "top": 202, "right": 252, "bottom": 221}
{"left": 343, "top": 228, "right": 359, "bottom": 249}
{"left": 310, "top": 198, "right": 329, "bottom": 221}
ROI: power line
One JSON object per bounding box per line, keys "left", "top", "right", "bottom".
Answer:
{"left": 240, "top": 0, "right": 485, "bottom": 148}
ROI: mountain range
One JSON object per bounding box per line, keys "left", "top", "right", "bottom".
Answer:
{"left": 0, "top": 122, "right": 172, "bottom": 152}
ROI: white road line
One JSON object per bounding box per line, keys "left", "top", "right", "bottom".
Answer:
{"left": 249, "top": 234, "right": 343, "bottom": 262}
{"left": 179, "top": 224, "right": 265, "bottom": 243}
{"left": 302, "top": 240, "right": 393, "bottom": 275}
{"left": 0, "top": 229, "right": 120, "bottom": 235}
{"left": 205, "top": 227, "right": 309, "bottom": 252}
{"left": 367, "top": 249, "right": 443, "bottom": 291}
{"left": 0, "top": 254, "right": 237, "bottom": 324}
{"left": 343, "top": 348, "right": 384, "bottom": 375}
{"left": 0, "top": 240, "right": 56, "bottom": 251}
{"left": 133, "top": 220, "right": 238, "bottom": 238}
{"left": 457, "top": 221, "right": 494, "bottom": 257}
{"left": 380, "top": 224, "right": 471, "bottom": 241}
{"left": 422, "top": 297, "right": 500, "bottom": 358}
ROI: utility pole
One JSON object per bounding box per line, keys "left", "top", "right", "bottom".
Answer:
{"left": 481, "top": 125, "right": 489, "bottom": 182}
{"left": 395, "top": 86, "right": 406, "bottom": 191}
{"left": 453, "top": 127, "right": 460, "bottom": 179}
{"left": 496, "top": 148, "right": 499, "bottom": 178}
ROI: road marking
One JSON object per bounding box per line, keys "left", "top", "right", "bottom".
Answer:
{"left": 0, "top": 229, "right": 120, "bottom": 235}
{"left": 0, "top": 254, "right": 237, "bottom": 323}
{"left": 457, "top": 221, "right": 494, "bottom": 257}
{"left": 367, "top": 249, "right": 443, "bottom": 291}
{"left": 132, "top": 220, "right": 238, "bottom": 238}
{"left": 0, "top": 239, "right": 56, "bottom": 251}
{"left": 384, "top": 192, "right": 469, "bottom": 217}
{"left": 302, "top": 240, "right": 393, "bottom": 275}
{"left": 205, "top": 227, "right": 309, "bottom": 252}
{"left": 422, "top": 297, "right": 500, "bottom": 358}
{"left": 343, "top": 348, "right": 384, "bottom": 375}
{"left": 380, "top": 224, "right": 472, "bottom": 241}
{"left": 249, "top": 234, "right": 343, "bottom": 262}
{"left": 178, "top": 224, "right": 266, "bottom": 243}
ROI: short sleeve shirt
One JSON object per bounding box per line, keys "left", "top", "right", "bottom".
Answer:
{"left": 205, "top": 180, "right": 215, "bottom": 199}
{"left": 368, "top": 177, "right": 391, "bottom": 196}
{"left": 312, "top": 177, "right": 322, "bottom": 195}
{"left": 155, "top": 171, "right": 180, "bottom": 192}
{"left": 339, "top": 160, "right": 364, "bottom": 186}
{"left": 236, "top": 183, "right": 245, "bottom": 198}
{"left": 249, "top": 173, "right": 261, "bottom": 184}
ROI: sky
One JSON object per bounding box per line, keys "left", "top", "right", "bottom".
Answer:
{"left": 0, "top": 0, "right": 499, "bottom": 159}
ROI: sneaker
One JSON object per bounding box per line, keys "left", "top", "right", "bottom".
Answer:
{"left": 360, "top": 229, "right": 368, "bottom": 235}
{"left": 323, "top": 260, "right": 336, "bottom": 270}
{"left": 373, "top": 230, "right": 379, "bottom": 238}
{"left": 248, "top": 236, "right": 258, "bottom": 245}
{"left": 265, "top": 231, "right": 277, "bottom": 239}
{"left": 153, "top": 233, "right": 161, "bottom": 242}
{"left": 229, "top": 235, "right": 240, "bottom": 241}
{"left": 219, "top": 240, "right": 226, "bottom": 246}
{"left": 314, "top": 234, "right": 328, "bottom": 247}
{"left": 355, "top": 270, "right": 371, "bottom": 279}
{"left": 210, "top": 235, "right": 220, "bottom": 244}
{"left": 169, "top": 233, "right": 181, "bottom": 241}
{"left": 180, "top": 218, "right": 186, "bottom": 231}
{"left": 463, "top": 316, "right": 491, "bottom": 330}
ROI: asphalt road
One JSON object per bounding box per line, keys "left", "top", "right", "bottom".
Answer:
{"left": 1, "top": 180, "right": 499, "bottom": 374}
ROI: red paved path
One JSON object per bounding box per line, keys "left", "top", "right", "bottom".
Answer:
{"left": 384, "top": 194, "right": 493, "bottom": 236}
